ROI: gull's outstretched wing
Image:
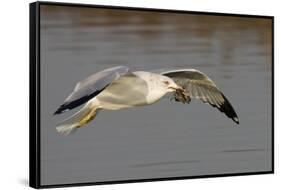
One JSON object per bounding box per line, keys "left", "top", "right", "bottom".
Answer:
{"left": 54, "top": 66, "right": 130, "bottom": 114}
{"left": 161, "top": 69, "right": 239, "bottom": 124}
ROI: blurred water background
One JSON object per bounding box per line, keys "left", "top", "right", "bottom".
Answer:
{"left": 39, "top": 5, "right": 272, "bottom": 185}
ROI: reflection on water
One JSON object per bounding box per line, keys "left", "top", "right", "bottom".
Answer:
{"left": 39, "top": 5, "right": 272, "bottom": 185}
{"left": 131, "top": 160, "right": 200, "bottom": 168}
{"left": 220, "top": 148, "right": 269, "bottom": 153}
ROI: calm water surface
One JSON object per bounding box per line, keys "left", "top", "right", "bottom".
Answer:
{"left": 39, "top": 5, "right": 272, "bottom": 185}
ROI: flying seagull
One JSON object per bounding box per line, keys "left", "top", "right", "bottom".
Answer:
{"left": 54, "top": 66, "right": 239, "bottom": 135}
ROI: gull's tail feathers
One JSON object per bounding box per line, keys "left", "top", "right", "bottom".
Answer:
{"left": 56, "top": 123, "right": 78, "bottom": 136}
{"left": 56, "top": 99, "right": 101, "bottom": 135}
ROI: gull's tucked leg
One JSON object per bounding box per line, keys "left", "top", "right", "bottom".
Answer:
{"left": 56, "top": 99, "right": 100, "bottom": 135}
{"left": 78, "top": 108, "right": 99, "bottom": 128}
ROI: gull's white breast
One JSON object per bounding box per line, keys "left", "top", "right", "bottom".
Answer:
{"left": 133, "top": 71, "right": 169, "bottom": 104}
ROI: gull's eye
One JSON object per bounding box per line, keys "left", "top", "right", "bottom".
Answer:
{"left": 163, "top": 81, "right": 169, "bottom": 85}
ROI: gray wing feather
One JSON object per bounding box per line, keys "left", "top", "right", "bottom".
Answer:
{"left": 54, "top": 66, "right": 130, "bottom": 114}
{"left": 161, "top": 69, "right": 239, "bottom": 124}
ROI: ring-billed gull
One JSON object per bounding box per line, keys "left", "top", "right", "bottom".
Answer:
{"left": 54, "top": 66, "right": 239, "bottom": 135}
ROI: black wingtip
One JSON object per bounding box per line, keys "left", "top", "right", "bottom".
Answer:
{"left": 210, "top": 93, "right": 240, "bottom": 125}
{"left": 53, "top": 104, "right": 68, "bottom": 115}
{"left": 54, "top": 108, "right": 63, "bottom": 115}
{"left": 54, "top": 87, "right": 108, "bottom": 116}
{"left": 232, "top": 117, "right": 240, "bottom": 125}
{"left": 216, "top": 93, "right": 239, "bottom": 125}
{"left": 54, "top": 109, "right": 61, "bottom": 115}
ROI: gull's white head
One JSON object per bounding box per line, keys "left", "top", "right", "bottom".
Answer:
{"left": 160, "top": 76, "right": 180, "bottom": 92}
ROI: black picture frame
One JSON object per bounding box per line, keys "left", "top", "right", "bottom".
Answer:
{"left": 29, "top": 1, "right": 274, "bottom": 189}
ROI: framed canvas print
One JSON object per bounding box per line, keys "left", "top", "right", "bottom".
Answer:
{"left": 29, "top": 1, "right": 274, "bottom": 188}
